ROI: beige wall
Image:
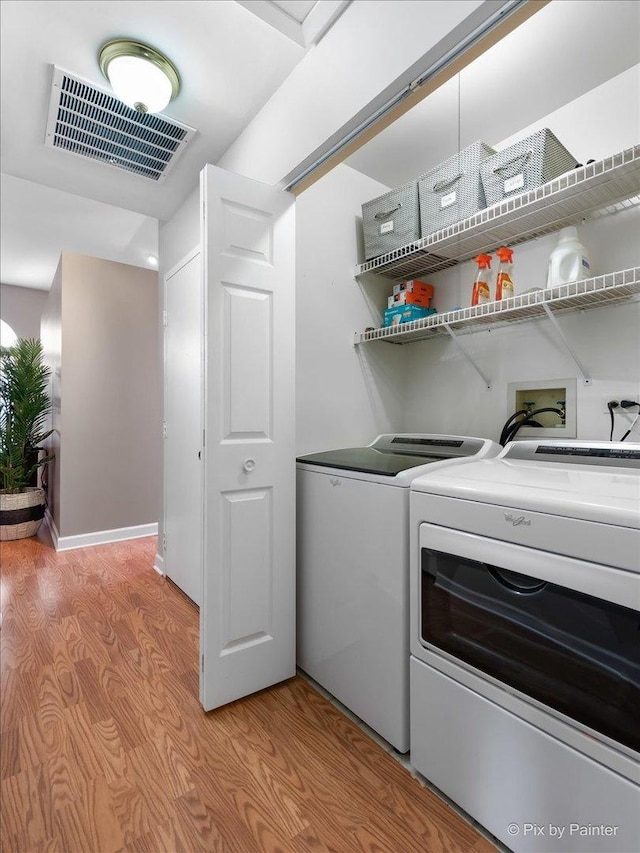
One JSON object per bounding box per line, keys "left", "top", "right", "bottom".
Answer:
{"left": 41, "top": 252, "right": 161, "bottom": 539}
{"left": 0, "top": 283, "right": 48, "bottom": 339}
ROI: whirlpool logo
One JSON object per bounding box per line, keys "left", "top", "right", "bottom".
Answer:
{"left": 504, "top": 512, "right": 531, "bottom": 527}
{"left": 330, "top": 478, "right": 341, "bottom": 487}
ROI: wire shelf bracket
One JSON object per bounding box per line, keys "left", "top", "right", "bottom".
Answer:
{"left": 443, "top": 323, "right": 492, "bottom": 389}
{"left": 541, "top": 303, "right": 591, "bottom": 385}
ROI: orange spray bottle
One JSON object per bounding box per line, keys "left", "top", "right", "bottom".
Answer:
{"left": 471, "top": 254, "right": 492, "bottom": 306}
{"left": 495, "top": 246, "right": 515, "bottom": 300}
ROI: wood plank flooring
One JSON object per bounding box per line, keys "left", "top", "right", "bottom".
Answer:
{"left": 0, "top": 529, "right": 497, "bottom": 853}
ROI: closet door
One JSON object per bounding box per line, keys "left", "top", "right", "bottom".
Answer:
{"left": 200, "top": 165, "right": 295, "bottom": 710}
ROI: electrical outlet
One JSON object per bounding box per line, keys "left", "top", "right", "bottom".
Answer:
{"left": 602, "top": 397, "right": 631, "bottom": 415}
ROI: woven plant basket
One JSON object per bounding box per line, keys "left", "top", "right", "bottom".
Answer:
{"left": 0, "top": 487, "right": 46, "bottom": 541}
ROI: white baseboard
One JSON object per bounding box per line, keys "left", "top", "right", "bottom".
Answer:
{"left": 153, "top": 553, "right": 165, "bottom": 576}
{"left": 53, "top": 522, "right": 158, "bottom": 552}
{"left": 44, "top": 509, "right": 60, "bottom": 550}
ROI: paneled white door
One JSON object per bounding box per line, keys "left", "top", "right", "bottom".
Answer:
{"left": 164, "top": 249, "right": 203, "bottom": 606}
{"left": 200, "top": 165, "right": 295, "bottom": 710}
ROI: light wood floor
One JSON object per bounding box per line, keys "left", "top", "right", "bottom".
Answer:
{"left": 0, "top": 529, "right": 497, "bottom": 853}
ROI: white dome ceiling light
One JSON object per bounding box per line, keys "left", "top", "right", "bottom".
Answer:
{"left": 99, "top": 39, "right": 180, "bottom": 115}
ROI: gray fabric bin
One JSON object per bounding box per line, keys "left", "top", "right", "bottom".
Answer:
{"left": 480, "top": 128, "right": 578, "bottom": 207}
{"left": 418, "top": 141, "right": 495, "bottom": 237}
{"left": 361, "top": 181, "right": 419, "bottom": 260}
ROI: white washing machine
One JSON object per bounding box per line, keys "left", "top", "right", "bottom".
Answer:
{"left": 296, "top": 433, "right": 500, "bottom": 752}
{"left": 409, "top": 440, "right": 640, "bottom": 852}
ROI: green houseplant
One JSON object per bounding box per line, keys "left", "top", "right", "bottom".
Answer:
{"left": 0, "top": 338, "right": 54, "bottom": 540}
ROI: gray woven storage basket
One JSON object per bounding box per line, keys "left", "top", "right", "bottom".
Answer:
{"left": 480, "top": 128, "right": 578, "bottom": 207}
{"left": 361, "top": 181, "right": 420, "bottom": 260}
{"left": 418, "top": 141, "right": 495, "bottom": 237}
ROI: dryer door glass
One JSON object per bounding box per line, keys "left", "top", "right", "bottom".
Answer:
{"left": 420, "top": 547, "right": 640, "bottom": 751}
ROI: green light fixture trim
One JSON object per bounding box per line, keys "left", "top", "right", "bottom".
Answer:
{"left": 99, "top": 38, "right": 181, "bottom": 114}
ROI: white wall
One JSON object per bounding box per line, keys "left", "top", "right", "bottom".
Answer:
{"left": 156, "top": 183, "right": 201, "bottom": 557}
{"left": 219, "top": 0, "right": 497, "bottom": 185}
{"left": 496, "top": 64, "right": 640, "bottom": 162}
{"left": 296, "top": 163, "right": 408, "bottom": 454}
{"left": 40, "top": 260, "right": 62, "bottom": 532}
{"left": 401, "top": 216, "right": 640, "bottom": 443}
{"left": 398, "top": 66, "right": 640, "bottom": 445}
{"left": 159, "top": 185, "right": 200, "bottom": 277}
{"left": 296, "top": 54, "right": 640, "bottom": 451}
{"left": 345, "top": 15, "right": 639, "bottom": 188}
{"left": 0, "top": 283, "right": 47, "bottom": 339}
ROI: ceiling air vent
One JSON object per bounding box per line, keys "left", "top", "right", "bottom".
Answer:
{"left": 45, "top": 66, "right": 196, "bottom": 183}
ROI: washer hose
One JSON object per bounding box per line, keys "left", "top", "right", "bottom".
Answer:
{"left": 501, "top": 407, "right": 565, "bottom": 445}
{"left": 498, "top": 409, "right": 528, "bottom": 446}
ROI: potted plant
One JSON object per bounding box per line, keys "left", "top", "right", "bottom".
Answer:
{"left": 0, "top": 338, "right": 54, "bottom": 540}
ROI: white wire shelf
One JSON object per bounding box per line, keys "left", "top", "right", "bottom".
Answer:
{"left": 354, "top": 146, "right": 640, "bottom": 281}
{"left": 354, "top": 268, "right": 640, "bottom": 346}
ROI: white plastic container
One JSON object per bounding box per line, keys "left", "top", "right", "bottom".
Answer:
{"left": 546, "top": 226, "right": 591, "bottom": 289}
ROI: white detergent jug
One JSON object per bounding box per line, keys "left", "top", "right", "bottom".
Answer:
{"left": 546, "top": 226, "right": 591, "bottom": 289}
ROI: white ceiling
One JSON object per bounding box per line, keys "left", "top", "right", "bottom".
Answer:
{"left": 273, "top": 1, "right": 318, "bottom": 23}
{"left": 236, "top": 1, "right": 349, "bottom": 46}
{"left": 0, "top": 0, "right": 307, "bottom": 222}
{"left": 3, "top": 1, "right": 638, "bottom": 293}
{"left": 346, "top": 0, "right": 640, "bottom": 188}
{"left": 0, "top": 175, "right": 159, "bottom": 290}
{"left": 0, "top": 0, "right": 347, "bottom": 290}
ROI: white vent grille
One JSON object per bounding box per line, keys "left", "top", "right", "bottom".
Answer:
{"left": 45, "top": 66, "right": 196, "bottom": 182}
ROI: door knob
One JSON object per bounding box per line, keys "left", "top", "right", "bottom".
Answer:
{"left": 243, "top": 458, "right": 256, "bottom": 473}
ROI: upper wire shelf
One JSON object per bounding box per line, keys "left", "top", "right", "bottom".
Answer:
{"left": 354, "top": 146, "right": 640, "bottom": 281}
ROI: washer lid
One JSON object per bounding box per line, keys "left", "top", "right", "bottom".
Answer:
{"left": 297, "top": 434, "right": 498, "bottom": 479}
{"left": 411, "top": 443, "right": 640, "bottom": 528}
{"left": 296, "top": 446, "right": 447, "bottom": 477}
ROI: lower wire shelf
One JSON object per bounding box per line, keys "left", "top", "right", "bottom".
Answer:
{"left": 354, "top": 268, "right": 640, "bottom": 346}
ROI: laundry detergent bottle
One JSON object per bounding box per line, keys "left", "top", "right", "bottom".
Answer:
{"left": 546, "top": 226, "right": 591, "bottom": 289}
{"left": 471, "top": 254, "right": 492, "bottom": 306}
{"left": 495, "top": 246, "right": 515, "bottom": 300}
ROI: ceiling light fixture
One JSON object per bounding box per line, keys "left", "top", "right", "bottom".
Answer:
{"left": 99, "top": 39, "right": 180, "bottom": 115}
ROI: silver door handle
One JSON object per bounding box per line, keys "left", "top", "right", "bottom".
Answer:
{"left": 243, "top": 458, "right": 256, "bottom": 473}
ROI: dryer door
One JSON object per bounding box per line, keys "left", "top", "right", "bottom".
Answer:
{"left": 418, "top": 523, "right": 640, "bottom": 752}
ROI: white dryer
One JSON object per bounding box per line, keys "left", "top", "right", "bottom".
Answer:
{"left": 296, "top": 433, "right": 500, "bottom": 752}
{"left": 409, "top": 440, "right": 640, "bottom": 853}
